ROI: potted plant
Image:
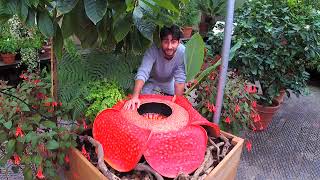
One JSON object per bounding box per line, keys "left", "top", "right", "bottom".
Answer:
{"left": 187, "top": 70, "right": 260, "bottom": 134}
{"left": 231, "top": 0, "right": 320, "bottom": 130}
{"left": 0, "top": 70, "right": 80, "bottom": 179}
{"left": 177, "top": 0, "right": 201, "bottom": 38}
{"left": 0, "top": 37, "right": 19, "bottom": 64}
{"left": 196, "top": 0, "right": 245, "bottom": 36}
{"left": 20, "top": 30, "right": 44, "bottom": 71}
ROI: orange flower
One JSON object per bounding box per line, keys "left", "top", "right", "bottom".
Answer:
{"left": 36, "top": 167, "right": 45, "bottom": 179}
{"left": 254, "top": 114, "right": 261, "bottom": 122}
{"left": 15, "top": 126, "right": 24, "bottom": 138}
{"left": 252, "top": 101, "right": 257, "bottom": 108}
{"left": 225, "top": 117, "right": 231, "bottom": 124}
{"left": 235, "top": 104, "right": 240, "bottom": 113}
{"left": 205, "top": 86, "right": 210, "bottom": 92}
{"left": 52, "top": 102, "right": 58, "bottom": 107}
{"left": 33, "top": 79, "right": 41, "bottom": 85}
{"left": 82, "top": 119, "right": 88, "bottom": 129}
{"left": 246, "top": 140, "right": 252, "bottom": 152}
{"left": 36, "top": 92, "right": 45, "bottom": 100}
{"left": 250, "top": 111, "right": 256, "bottom": 119}
{"left": 64, "top": 155, "right": 70, "bottom": 164}
{"left": 19, "top": 74, "right": 28, "bottom": 80}
{"left": 245, "top": 84, "right": 257, "bottom": 94}
{"left": 13, "top": 154, "right": 21, "bottom": 165}
{"left": 15, "top": 107, "right": 21, "bottom": 113}
{"left": 206, "top": 102, "right": 216, "bottom": 112}
{"left": 44, "top": 102, "right": 51, "bottom": 107}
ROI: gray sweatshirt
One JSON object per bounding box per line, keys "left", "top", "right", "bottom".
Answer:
{"left": 135, "top": 43, "right": 186, "bottom": 85}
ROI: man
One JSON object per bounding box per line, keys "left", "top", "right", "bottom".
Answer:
{"left": 124, "top": 25, "right": 186, "bottom": 110}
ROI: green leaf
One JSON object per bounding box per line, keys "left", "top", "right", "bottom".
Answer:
{"left": 19, "top": 1, "right": 29, "bottom": 22}
{"left": 0, "top": 130, "right": 8, "bottom": 143}
{"left": 6, "top": 139, "right": 16, "bottom": 155}
{"left": 125, "top": 0, "right": 134, "bottom": 11}
{"left": 62, "top": 134, "right": 70, "bottom": 140}
{"left": 20, "top": 103, "right": 30, "bottom": 112}
{"left": 26, "top": 0, "right": 39, "bottom": 7}
{"left": 26, "top": 9, "right": 36, "bottom": 27}
{"left": 16, "top": 142, "right": 24, "bottom": 154}
{"left": 3, "top": 121, "right": 12, "bottom": 129}
{"left": 33, "top": 155, "right": 42, "bottom": 166}
{"left": 185, "top": 60, "right": 221, "bottom": 95}
{"left": 31, "top": 136, "right": 39, "bottom": 148}
{"left": 32, "top": 114, "right": 41, "bottom": 124}
{"left": 56, "top": 0, "right": 79, "bottom": 14}
{"left": 130, "top": 28, "right": 152, "bottom": 54}
{"left": 37, "top": 11, "right": 54, "bottom": 37}
{"left": 10, "top": 101, "right": 18, "bottom": 106}
{"left": 185, "top": 33, "right": 205, "bottom": 81}
{"left": 53, "top": 24, "right": 64, "bottom": 60}
{"left": 61, "top": 12, "right": 74, "bottom": 38}
{"left": 42, "top": 121, "right": 57, "bottom": 129}
{"left": 25, "top": 132, "right": 35, "bottom": 143}
{"left": 152, "top": 0, "right": 178, "bottom": 13}
{"left": 23, "top": 167, "right": 33, "bottom": 180}
{"left": 113, "top": 14, "right": 132, "bottom": 42}
{"left": 46, "top": 140, "right": 59, "bottom": 150}
{"left": 84, "top": 0, "right": 108, "bottom": 25}
{"left": 133, "top": 6, "right": 156, "bottom": 41}
{"left": 229, "top": 40, "right": 242, "bottom": 61}
{"left": 7, "top": 0, "right": 19, "bottom": 14}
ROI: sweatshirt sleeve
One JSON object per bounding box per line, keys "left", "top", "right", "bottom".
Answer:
{"left": 135, "top": 46, "right": 156, "bottom": 82}
{"left": 173, "top": 58, "right": 186, "bottom": 83}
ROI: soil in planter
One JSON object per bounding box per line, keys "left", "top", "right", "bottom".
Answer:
{"left": 76, "top": 129, "right": 234, "bottom": 180}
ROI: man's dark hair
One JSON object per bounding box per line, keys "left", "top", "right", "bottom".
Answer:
{"left": 160, "top": 25, "right": 183, "bottom": 40}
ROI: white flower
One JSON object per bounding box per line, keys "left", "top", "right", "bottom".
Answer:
{"left": 304, "top": 25, "right": 310, "bottom": 30}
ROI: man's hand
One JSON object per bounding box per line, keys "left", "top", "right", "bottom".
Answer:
{"left": 123, "top": 79, "right": 144, "bottom": 110}
{"left": 123, "top": 97, "right": 141, "bottom": 110}
{"left": 174, "top": 82, "right": 185, "bottom": 96}
{"left": 171, "top": 95, "right": 176, "bottom": 102}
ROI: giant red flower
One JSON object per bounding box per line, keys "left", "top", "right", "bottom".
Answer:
{"left": 93, "top": 94, "right": 220, "bottom": 178}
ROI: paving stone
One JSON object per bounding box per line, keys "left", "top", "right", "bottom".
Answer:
{"left": 237, "top": 85, "right": 320, "bottom": 180}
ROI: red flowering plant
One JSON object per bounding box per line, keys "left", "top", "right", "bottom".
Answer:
{"left": 0, "top": 70, "right": 80, "bottom": 179}
{"left": 186, "top": 65, "right": 259, "bottom": 135}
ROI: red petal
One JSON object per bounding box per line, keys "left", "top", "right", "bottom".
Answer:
{"left": 93, "top": 109, "right": 151, "bottom": 172}
{"left": 174, "top": 96, "right": 220, "bottom": 137}
{"left": 144, "top": 126, "right": 207, "bottom": 178}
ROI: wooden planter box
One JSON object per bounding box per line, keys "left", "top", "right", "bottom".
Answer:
{"left": 65, "top": 131, "right": 244, "bottom": 180}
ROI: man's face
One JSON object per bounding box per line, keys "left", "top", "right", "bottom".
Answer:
{"left": 161, "top": 34, "right": 180, "bottom": 59}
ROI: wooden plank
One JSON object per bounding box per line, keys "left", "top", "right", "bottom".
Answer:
{"left": 65, "top": 148, "right": 107, "bottom": 180}
{"left": 205, "top": 131, "right": 244, "bottom": 180}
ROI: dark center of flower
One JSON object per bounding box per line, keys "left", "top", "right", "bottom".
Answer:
{"left": 138, "top": 102, "right": 172, "bottom": 120}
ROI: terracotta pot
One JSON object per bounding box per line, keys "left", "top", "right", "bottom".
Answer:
{"left": 64, "top": 131, "right": 244, "bottom": 180}
{"left": 182, "top": 27, "right": 193, "bottom": 38}
{"left": 274, "top": 89, "right": 286, "bottom": 104}
{"left": 1, "top": 53, "right": 16, "bottom": 64}
{"left": 254, "top": 100, "right": 281, "bottom": 131}
{"left": 199, "top": 22, "right": 209, "bottom": 36}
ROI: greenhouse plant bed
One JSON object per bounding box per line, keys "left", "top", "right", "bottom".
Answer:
{"left": 64, "top": 131, "right": 244, "bottom": 180}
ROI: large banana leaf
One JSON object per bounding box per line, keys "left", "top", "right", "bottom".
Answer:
{"left": 185, "top": 33, "right": 205, "bottom": 82}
